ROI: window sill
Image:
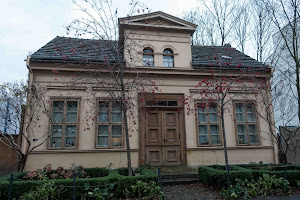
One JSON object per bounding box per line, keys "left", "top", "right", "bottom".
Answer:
{"left": 188, "top": 145, "right": 273, "bottom": 151}
{"left": 33, "top": 149, "right": 139, "bottom": 154}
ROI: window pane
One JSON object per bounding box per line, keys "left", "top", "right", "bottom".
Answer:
{"left": 210, "top": 125, "right": 219, "bottom": 135}
{"left": 198, "top": 113, "right": 207, "bottom": 123}
{"left": 199, "top": 135, "right": 209, "bottom": 145}
{"left": 249, "top": 124, "right": 258, "bottom": 144}
{"left": 248, "top": 124, "right": 257, "bottom": 134}
{"left": 98, "top": 125, "right": 109, "bottom": 136}
{"left": 209, "top": 113, "right": 218, "bottom": 122}
{"left": 198, "top": 125, "right": 208, "bottom": 135}
{"left": 65, "top": 125, "right": 76, "bottom": 137}
{"left": 98, "top": 136, "right": 108, "bottom": 147}
{"left": 112, "top": 113, "right": 122, "bottom": 122}
{"left": 163, "top": 56, "right": 173, "bottom": 67}
{"left": 99, "top": 102, "right": 109, "bottom": 112}
{"left": 157, "top": 101, "right": 167, "bottom": 106}
{"left": 236, "top": 103, "right": 245, "bottom": 122}
{"left": 112, "top": 125, "right": 122, "bottom": 136}
{"left": 50, "top": 137, "right": 61, "bottom": 148}
{"left": 237, "top": 124, "right": 246, "bottom": 134}
{"left": 143, "top": 55, "right": 154, "bottom": 66}
{"left": 51, "top": 125, "right": 62, "bottom": 137}
{"left": 112, "top": 136, "right": 122, "bottom": 147}
{"left": 112, "top": 103, "right": 122, "bottom": 122}
{"left": 247, "top": 104, "right": 256, "bottom": 122}
{"left": 52, "top": 101, "right": 64, "bottom": 122}
{"left": 209, "top": 104, "right": 217, "bottom": 113}
{"left": 238, "top": 134, "right": 247, "bottom": 144}
{"left": 98, "top": 101, "right": 109, "bottom": 122}
{"left": 50, "top": 125, "right": 62, "bottom": 148}
{"left": 168, "top": 101, "right": 178, "bottom": 106}
{"left": 53, "top": 101, "right": 64, "bottom": 112}
{"left": 67, "top": 101, "right": 77, "bottom": 112}
{"left": 237, "top": 124, "right": 247, "bottom": 144}
{"left": 211, "top": 135, "right": 220, "bottom": 145}
{"left": 65, "top": 137, "right": 76, "bottom": 147}
{"left": 66, "top": 101, "right": 77, "bottom": 123}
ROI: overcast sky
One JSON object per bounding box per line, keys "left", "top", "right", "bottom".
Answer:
{"left": 0, "top": 0, "right": 199, "bottom": 84}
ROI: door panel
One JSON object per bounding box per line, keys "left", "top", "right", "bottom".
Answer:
{"left": 163, "top": 146, "right": 181, "bottom": 166}
{"left": 145, "top": 110, "right": 182, "bottom": 166}
{"left": 145, "top": 147, "right": 163, "bottom": 166}
{"left": 145, "top": 111, "right": 162, "bottom": 145}
{"left": 164, "top": 111, "right": 180, "bottom": 145}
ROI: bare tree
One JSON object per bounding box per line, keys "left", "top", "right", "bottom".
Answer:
{"left": 0, "top": 80, "right": 55, "bottom": 171}
{"left": 264, "top": 0, "right": 300, "bottom": 123}
{"left": 250, "top": 0, "right": 274, "bottom": 62}
{"left": 198, "top": 0, "right": 242, "bottom": 46}
{"left": 64, "top": 0, "right": 157, "bottom": 176}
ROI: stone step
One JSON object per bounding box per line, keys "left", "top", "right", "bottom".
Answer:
{"left": 161, "top": 173, "right": 198, "bottom": 179}
{"left": 161, "top": 177, "right": 200, "bottom": 185}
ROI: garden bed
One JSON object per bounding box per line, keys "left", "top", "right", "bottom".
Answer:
{"left": 198, "top": 164, "right": 300, "bottom": 188}
{"left": 0, "top": 167, "right": 158, "bottom": 199}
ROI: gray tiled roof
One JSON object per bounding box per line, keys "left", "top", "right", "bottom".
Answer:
{"left": 191, "top": 46, "right": 268, "bottom": 69}
{"left": 30, "top": 36, "right": 121, "bottom": 63}
{"left": 31, "top": 36, "right": 268, "bottom": 69}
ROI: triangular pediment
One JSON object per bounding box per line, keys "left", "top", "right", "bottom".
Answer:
{"left": 119, "top": 11, "right": 197, "bottom": 33}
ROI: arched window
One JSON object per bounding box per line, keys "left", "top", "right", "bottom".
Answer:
{"left": 163, "top": 49, "right": 174, "bottom": 67}
{"left": 143, "top": 47, "right": 154, "bottom": 67}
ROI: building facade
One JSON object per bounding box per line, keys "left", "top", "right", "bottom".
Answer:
{"left": 22, "top": 12, "right": 278, "bottom": 171}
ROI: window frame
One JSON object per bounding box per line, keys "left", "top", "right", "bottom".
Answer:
{"left": 195, "top": 101, "right": 222, "bottom": 147}
{"left": 142, "top": 47, "right": 154, "bottom": 67}
{"left": 95, "top": 99, "right": 124, "bottom": 149}
{"left": 48, "top": 99, "right": 80, "bottom": 150}
{"left": 163, "top": 48, "right": 174, "bottom": 68}
{"left": 233, "top": 101, "right": 260, "bottom": 146}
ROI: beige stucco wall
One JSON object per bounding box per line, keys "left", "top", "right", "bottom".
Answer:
{"left": 124, "top": 29, "right": 192, "bottom": 68}
{"left": 23, "top": 71, "right": 277, "bottom": 171}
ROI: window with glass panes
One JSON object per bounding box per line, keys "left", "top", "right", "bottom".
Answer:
{"left": 196, "top": 102, "right": 221, "bottom": 146}
{"left": 234, "top": 102, "right": 258, "bottom": 145}
{"left": 49, "top": 100, "right": 79, "bottom": 149}
{"left": 143, "top": 48, "right": 154, "bottom": 67}
{"left": 97, "top": 101, "right": 123, "bottom": 148}
{"left": 163, "top": 49, "right": 174, "bottom": 67}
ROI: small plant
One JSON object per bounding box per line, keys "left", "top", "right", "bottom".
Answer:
{"left": 23, "top": 163, "right": 87, "bottom": 180}
{"left": 221, "top": 174, "right": 290, "bottom": 199}
{"left": 124, "top": 180, "right": 163, "bottom": 200}
{"left": 82, "top": 183, "right": 115, "bottom": 200}
{"left": 20, "top": 182, "right": 65, "bottom": 200}
{"left": 134, "top": 163, "right": 152, "bottom": 173}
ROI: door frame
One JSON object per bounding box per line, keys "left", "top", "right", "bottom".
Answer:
{"left": 138, "top": 93, "right": 187, "bottom": 166}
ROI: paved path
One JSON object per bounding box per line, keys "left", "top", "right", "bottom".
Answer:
{"left": 163, "top": 183, "right": 300, "bottom": 200}
{"left": 163, "top": 183, "right": 221, "bottom": 200}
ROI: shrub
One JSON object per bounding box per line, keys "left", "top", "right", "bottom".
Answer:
{"left": 23, "top": 164, "right": 87, "bottom": 180}
{"left": 198, "top": 166, "right": 252, "bottom": 188}
{"left": 221, "top": 174, "right": 290, "bottom": 199}
{"left": 124, "top": 180, "right": 163, "bottom": 200}
{"left": 20, "top": 182, "right": 66, "bottom": 200}
{"left": 0, "top": 168, "right": 158, "bottom": 199}
{"left": 199, "top": 164, "right": 300, "bottom": 188}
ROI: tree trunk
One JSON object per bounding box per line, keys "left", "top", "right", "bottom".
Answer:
{"left": 19, "top": 155, "right": 27, "bottom": 172}
{"left": 221, "top": 101, "right": 230, "bottom": 188}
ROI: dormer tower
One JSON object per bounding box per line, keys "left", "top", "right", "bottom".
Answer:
{"left": 119, "top": 11, "right": 197, "bottom": 68}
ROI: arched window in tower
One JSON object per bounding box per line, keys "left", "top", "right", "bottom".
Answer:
{"left": 163, "top": 49, "right": 174, "bottom": 67}
{"left": 143, "top": 47, "right": 154, "bottom": 67}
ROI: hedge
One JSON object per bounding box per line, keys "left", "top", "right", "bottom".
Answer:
{"left": 198, "top": 166, "right": 253, "bottom": 188}
{"left": 0, "top": 168, "right": 158, "bottom": 200}
{"left": 198, "top": 165, "right": 300, "bottom": 188}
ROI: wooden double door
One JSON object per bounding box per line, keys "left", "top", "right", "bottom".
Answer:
{"left": 144, "top": 110, "right": 182, "bottom": 166}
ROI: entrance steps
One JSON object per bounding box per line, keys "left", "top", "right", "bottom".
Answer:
{"left": 160, "top": 166, "right": 200, "bottom": 185}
